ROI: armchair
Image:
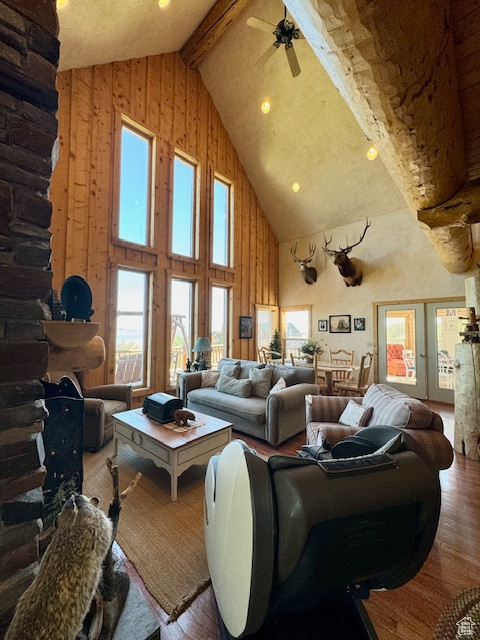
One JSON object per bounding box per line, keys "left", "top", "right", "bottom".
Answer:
{"left": 46, "top": 369, "right": 132, "bottom": 451}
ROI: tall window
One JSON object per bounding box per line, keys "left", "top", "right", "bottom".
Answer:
{"left": 172, "top": 154, "right": 197, "bottom": 258}
{"left": 256, "top": 305, "right": 278, "bottom": 350}
{"left": 170, "top": 279, "right": 195, "bottom": 388}
{"left": 281, "top": 307, "right": 311, "bottom": 357}
{"left": 118, "top": 122, "right": 153, "bottom": 246}
{"left": 114, "top": 269, "right": 150, "bottom": 388}
{"left": 211, "top": 286, "right": 229, "bottom": 363}
{"left": 212, "top": 176, "right": 232, "bottom": 267}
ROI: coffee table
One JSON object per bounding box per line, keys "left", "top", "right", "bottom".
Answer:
{"left": 112, "top": 408, "right": 232, "bottom": 501}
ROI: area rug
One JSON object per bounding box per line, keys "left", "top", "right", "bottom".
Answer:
{"left": 83, "top": 442, "right": 210, "bottom": 621}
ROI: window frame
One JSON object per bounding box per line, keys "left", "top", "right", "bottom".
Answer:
{"left": 169, "top": 149, "right": 200, "bottom": 261}
{"left": 167, "top": 273, "right": 199, "bottom": 391}
{"left": 112, "top": 265, "right": 153, "bottom": 394}
{"left": 280, "top": 305, "right": 312, "bottom": 356}
{"left": 112, "top": 113, "right": 156, "bottom": 250}
{"left": 211, "top": 172, "right": 234, "bottom": 270}
{"left": 255, "top": 304, "right": 279, "bottom": 351}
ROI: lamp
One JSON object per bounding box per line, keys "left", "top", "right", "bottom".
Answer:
{"left": 193, "top": 337, "right": 213, "bottom": 370}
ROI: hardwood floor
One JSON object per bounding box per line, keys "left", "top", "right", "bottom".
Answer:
{"left": 117, "top": 402, "right": 480, "bottom": 640}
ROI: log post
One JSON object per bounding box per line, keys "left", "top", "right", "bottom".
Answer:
{"left": 454, "top": 343, "right": 480, "bottom": 461}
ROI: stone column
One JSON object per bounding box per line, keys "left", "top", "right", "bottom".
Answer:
{"left": 0, "top": 0, "right": 59, "bottom": 633}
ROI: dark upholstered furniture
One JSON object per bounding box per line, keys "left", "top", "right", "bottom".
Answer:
{"left": 47, "top": 369, "right": 132, "bottom": 451}
{"left": 306, "top": 383, "right": 454, "bottom": 470}
{"left": 179, "top": 358, "right": 319, "bottom": 445}
{"left": 205, "top": 436, "right": 441, "bottom": 638}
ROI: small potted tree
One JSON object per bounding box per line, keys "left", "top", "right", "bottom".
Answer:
{"left": 269, "top": 330, "right": 283, "bottom": 360}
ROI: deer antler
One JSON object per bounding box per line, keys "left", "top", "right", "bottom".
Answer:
{"left": 339, "top": 218, "right": 371, "bottom": 254}
{"left": 322, "top": 234, "right": 336, "bottom": 255}
{"left": 291, "top": 243, "right": 316, "bottom": 263}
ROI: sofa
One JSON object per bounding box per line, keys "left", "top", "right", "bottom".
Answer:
{"left": 387, "top": 344, "right": 407, "bottom": 376}
{"left": 305, "top": 383, "right": 454, "bottom": 470}
{"left": 178, "top": 358, "right": 319, "bottom": 445}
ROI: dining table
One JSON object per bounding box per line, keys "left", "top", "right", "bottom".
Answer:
{"left": 289, "top": 359, "right": 359, "bottom": 395}
{"left": 315, "top": 362, "right": 359, "bottom": 395}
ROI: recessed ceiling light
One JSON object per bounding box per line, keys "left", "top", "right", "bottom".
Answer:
{"left": 261, "top": 100, "right": 271, "bottom": 114}
{"left": 292, "top": 182, "right": 300, "bottom": 192}
{"left": 367, "top": 146, "right": 379, "bottom": 161}
{"left": 158, "top": 0, "right": 170, "bottom": 7}
{"left": 57, "top": 0, "right": 68, "bottom": 8}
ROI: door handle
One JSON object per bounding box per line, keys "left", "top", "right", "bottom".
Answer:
{"left": 419, "top": 354, "right": 426, "bottom": 358}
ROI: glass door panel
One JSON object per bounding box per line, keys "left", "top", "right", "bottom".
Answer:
{"left": 378, "top": 304, "right": 427, "bottom": 398}
{"left": 426, "top": 302, "right": 467, "bottom": 402}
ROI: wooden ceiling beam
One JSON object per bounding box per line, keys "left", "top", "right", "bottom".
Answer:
{"left": 286, "top": 0, "right": 473, "bottom": 272}
{"left": 181, "top": 0, "right": 253, "bottom": 69}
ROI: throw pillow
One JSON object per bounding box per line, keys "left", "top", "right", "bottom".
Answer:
{"left": 339, "top": 400, "right": 373, "bottom": 429}
{"left": 201, "top": 370, "right": 221, "bottom": 388}
{"left": 216, "top": 375, "right": 252, "bottom": 397}
{"left": 249, "top": 367, "right": 273, "bottom": 398}
{"left": 267, "top": 364, "right": 298, "bottom": 387}
{"left": 270, "top": 376, "right": 287, "bottom": 394}
{"left": 218, "top": 363, "right": 241, "bottom": 379}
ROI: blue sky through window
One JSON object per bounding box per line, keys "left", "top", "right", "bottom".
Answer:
{"left": 172, "top": 157, "right": 194, "bottom": 257}
{"left": 213, "top": 179, "right": 228, "bottom": 265}
{"left": 119, "top": 127, "right": 149, "bottom": 245}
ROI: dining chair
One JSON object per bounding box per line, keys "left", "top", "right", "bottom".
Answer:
{"left": 402, "top": 349, "right": 416, "bottom": 379}
{"left": 329, "top": 348, "right": 355, "bottom": 389}
{"left": 335, "top": 352, "right": 373, "bottom": 396}
{"left": 259, "top": 347, "right": 284, "bottom": 364}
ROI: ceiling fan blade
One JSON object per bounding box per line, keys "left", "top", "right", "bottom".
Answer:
{"left": 247, "top": 16, "right": 276, "bottom": 33}
{"left": 286, "top": 45, "right": 301, "bottom": 77}
{"left": 254, "top": 44, "right": 278, "bottom": 70}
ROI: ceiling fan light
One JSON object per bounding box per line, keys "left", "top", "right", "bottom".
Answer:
{"left": 292, "top": 182, "right": 300, "bottom": 192}
{"left": 261, "top": 100, "right": 271, "bottom": 114}
{"left": 367, "top": 146, "right": 379, "bottom": 161}
{"left": 158, "top": 0, "right": 170, "bottom": 7}
{"left": 57, "top": 0, "right": 68, "bottom": 8}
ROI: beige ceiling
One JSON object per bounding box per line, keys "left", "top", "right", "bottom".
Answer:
{"left": 58, "top": 0, "right": 407, "bottom": 242}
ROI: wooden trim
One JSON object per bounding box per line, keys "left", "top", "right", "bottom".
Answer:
{"left": 180, "top": 0, "right": 254, "bottom": 69}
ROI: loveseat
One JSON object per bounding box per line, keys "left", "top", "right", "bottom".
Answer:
{"left": 305, "top": 383, "right": 454, "bottom": 470}
{"left": 387, "top": 344, "right": 407, "bottom": 376}
{"left": 178, "top": 358, "right": 319, "bottom": 445}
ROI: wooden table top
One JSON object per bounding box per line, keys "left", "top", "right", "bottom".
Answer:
{"left": 316, "top": 362, "right": 358, "bottom": 372}
{"left": 113, "top": 408, "right": 232, "bottom": 451}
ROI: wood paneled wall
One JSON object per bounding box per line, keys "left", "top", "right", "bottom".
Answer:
{"left": 452, "top": 1, "right": 480, "bottom": 182}
{"left": 50, "top": 52, "right": 278, "bottom": 396}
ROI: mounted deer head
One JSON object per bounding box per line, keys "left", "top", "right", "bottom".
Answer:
{"left": 323, "top": 219, "right": 371, "bottom": 287}
{"left": 291, "top": 243, "right": 317, "bottom": 285}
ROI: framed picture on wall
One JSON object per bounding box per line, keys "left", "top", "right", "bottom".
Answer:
{"left": 239, "top": 316, "right": 253, "bottom": 339}
{"left": 354, "top": 317, "right": 366, "bottom": 331}
{"left": 318, "top": 319, "right": 328, "bottom": 332}
{"left": 329, "top": 314, "right": 351, "bottom": 333}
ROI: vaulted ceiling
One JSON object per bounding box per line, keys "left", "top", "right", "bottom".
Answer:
{"left": 57, "top": 0, "right": 406, "bottom": 243}
{"left": 57, "top": 0, "right": 480, "bottom": 272}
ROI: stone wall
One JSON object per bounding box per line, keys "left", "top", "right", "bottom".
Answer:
{"left": 0, "top": 0, "right": 58, "bottom": 632}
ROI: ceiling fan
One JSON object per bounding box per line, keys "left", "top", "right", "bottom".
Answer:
{"left": 247, "top": 6, "right": 304, "bottom": 78}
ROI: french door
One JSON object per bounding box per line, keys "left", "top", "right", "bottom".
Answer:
{"left": 377, "top": 300, "right": 466, "bottom": 403}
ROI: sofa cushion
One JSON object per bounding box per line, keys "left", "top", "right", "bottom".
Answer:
{"left": 267, "top": 364, "right": 298, "bottom": 387}
{"left": 363, "top": 384, "right": 433, "bottom": 429}
{"left": 216, "top": 375, "right": 252, "bottom": 397}
{"left": 201, "top": 370, "right": 221, "bottom": 388}
{"left": 188, "top": 388, "right": 266, "bottom": 424}
{"left": 218, "top": 359, "right": 241, "bottom": 372}
{"left": 339, "top": 400, "right": 373, "bottom": 428}
{"left": 270, "top": 376, "right": 286, "bottom": 394}
{"left": 249, "top": 367, "right": 273, "bottom": 398}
